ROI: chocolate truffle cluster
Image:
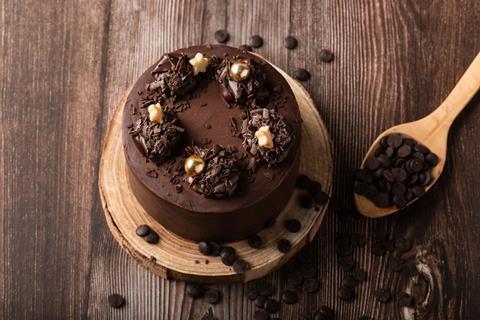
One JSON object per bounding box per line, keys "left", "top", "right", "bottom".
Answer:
{"left": 128, "top": 49, "right": 297, "bottom": 199}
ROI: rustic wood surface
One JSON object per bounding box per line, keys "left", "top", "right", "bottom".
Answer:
{"left": 1, "top": 0, "right": 479, "bottom": 319}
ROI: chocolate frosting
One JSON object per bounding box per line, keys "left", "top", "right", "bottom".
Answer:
{"left": 122, "top": 45, "right": 302, "bottom": 241}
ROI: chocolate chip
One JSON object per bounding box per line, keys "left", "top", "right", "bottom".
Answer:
{"left": 220, "top": 246, "right": 237, "bottom": 266}
{"left": 318, "top": 305, "right": 335, "bottom": 319}
{"left": 425, "top": 153, "right": 439, "bottom": 166}
{"left": 338, "top": 286, "right": 355, "bottom": 301}
{"left": 372, "top": 242, "right": 387, "bottom": 256}
{"left": 398, "top": 144, "right": 412, "bottom": 157}
{"left": 415, "top": 143, "right": 430, "bottom": 154}
{"left": 263, "top": 217, "right": 276, "bottom": 229}
{"left": 239, "top": 44, "right": 253, "bottom": 51}
{"left": 390, "top": 256, "right": 405, "bottom": 272}
{"left": 298, "top": 194, "right": 314, "bottom": 209}
{"left": 198, "top": 241, "right": 212, "bottom": 256}
{"left": 248, "top": 35, "right": 264, "bottom": 48}
{"left": 186, "top": 283, "right": 204, "bottom": 298}
{"left": 284, "top": 36, "right": 298, "bottom": 49}
{"left": 246, "top": 288, "right": 259, "bottom": 301}
{"left": 339, "top": 256, "right": 355, "bottom": 271}
{"left": 287, "top": 272, "right": 304, "bottom": 289}
{"left": 264, "top": 299, "right": 281, "bottom": 314}
{"left": 254, "top": 310, "right": 270, "bottom": 320}
{"left": 352, "top": 267, "right": 367, "bottom": 282}
{"left": 135, "top": 224, "right": 151, "bottom": 237}
{"left": 307, "top": 181, "right": 322, "bottom": 195}
{"left": 144, "top": 231, "right": 160, "bottom": 244}
{"left": 204, "top": 289, "right": 221, "bottom": 304}
{"left": 295, "top": 174, "right": 311, "bottom": 188}
{"left": 398, "top": 292, "right": 414, "bottom": 307}
{"left": 375, "top": 288, "right": 391, "bottom": 303}
{"left": 342, "top": 275, "right": 358, "bottom": 288}
{"left": 293, "top": 68, "right": 310, "bottom": 81}
{"left": 277, "top": 239, "right": 292, "bottom": 253}
{"left": 281, "top": 290, "right": 298, "bottom": 304}
{"left": 255, "top": 295, "right": 267, "bottom": 308}
{"left": 214, "top": 29, "right": 229, "bottom": 43}
{"left": 387, "top": 134, "right": 403, "bottom": 148}
{"left": 301, "top": 264, "right": 316, "bottom": 278}
{"left": 208, "top": 241, "right": 222, "bottom": 256}
{"left": 373, "top": 193, "right": 390, "bottom": 208}
{"left": 233, "top": 259, "right": 251, "bottom": 274}
{"left": 313, "top": 191, "right": 329, "bottom": 205}
{"left": 248, "top": 234, "right": 264, "bottom": 249}
{"left": 319, "top": 49, "right": 334, "bottom": 63}
{"left": 392, "top": 194, "right": 407, "bottom": 208}
{"left": 284, "top": 219, "right": 301, "bottom": 232}
{"left": 108, "top": 294, "right": 126, "bottom": 309}
{"left": 365, "top": 157, "right": 380, "bottom": 171}
{"left": 304, "top": 278, "right": 320, "bottom": 293}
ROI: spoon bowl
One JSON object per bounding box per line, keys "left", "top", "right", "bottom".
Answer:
{"left": 355, "top": 52, "right": 480, "bottom": 218}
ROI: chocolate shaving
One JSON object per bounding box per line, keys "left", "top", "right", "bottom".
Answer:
{"left": 185, "top": 144, "right": 243, "bottom": 199}
{"left": 129, "top": 111, "right": 185, "bottom": 165}
{"left": 242, "top": 108, "right": 294, "bottom": 167}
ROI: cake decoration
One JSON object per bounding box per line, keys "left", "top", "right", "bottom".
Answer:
{"left": 147, "top": 103, "right": 164, "bottom": 123}
{"left": 128, "top": 111, "right": 185, "bottom": 165}
{"left": 242, "top": 108, "right": 294, "bottom": 166}
{"left": 188, "top": 52, "right": 209, "bottom": 76}
{"left": 184, "top": 155, "right": 206, "bottom": 176}
{"left": 185, "top": 144, "right": 242, "bottom": 199}
{"left": 228, "top": 59, "right": 251, "bottom": 82}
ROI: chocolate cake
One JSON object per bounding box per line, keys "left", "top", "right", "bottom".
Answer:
{"left": 122, "top": 45, "right": 302, "bottom": 242}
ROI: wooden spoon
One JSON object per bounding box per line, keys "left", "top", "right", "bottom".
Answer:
{"left": 355, "top": 52, "right": 480, "bottom": 218}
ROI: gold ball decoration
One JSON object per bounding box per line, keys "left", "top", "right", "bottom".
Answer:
{"left": 184, "top": 155, "right": 206, "bottom": 176}
{"left": 229, "top": 60, "right": 251, "bottom": 82}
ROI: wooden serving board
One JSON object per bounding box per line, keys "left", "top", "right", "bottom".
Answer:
{"left": 98, "top": 66, "right": 333, "bottom": 284}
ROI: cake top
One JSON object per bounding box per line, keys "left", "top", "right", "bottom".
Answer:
{"left": 123, "top": 45, "right": 301, "bottom": 207}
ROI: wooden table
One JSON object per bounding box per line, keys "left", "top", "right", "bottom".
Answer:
{"left": 1, "top": 1, "right": 479, "bottom": 319}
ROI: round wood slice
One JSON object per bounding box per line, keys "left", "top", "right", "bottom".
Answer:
{"left": 98, "top": 64, "right": 333, "bottom": 284}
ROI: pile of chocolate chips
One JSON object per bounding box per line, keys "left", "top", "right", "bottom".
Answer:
{"left": 185, "top": 144, "right": 243, "bottom": 199}
{"left": 241, "top": 108, "right": 294, "bottom": 167}
{"left": 197, "top": 240, "right": 251, "bottom": 274}
{"left": 354, "top": 133, "right": 439, "bottom": 208}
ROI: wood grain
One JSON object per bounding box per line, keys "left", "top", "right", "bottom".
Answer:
{"left": 1, "top": 0, "right": 480, "bottom": 319}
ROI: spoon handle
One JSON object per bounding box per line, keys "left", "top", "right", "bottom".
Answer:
{"left": 429, "top": 51, "right": 480, "bottom": 127}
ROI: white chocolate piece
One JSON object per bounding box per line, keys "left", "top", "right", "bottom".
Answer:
{"left": 255, "top": 126, "right": 274, "bottom": 149}
{"left": 188, "top": 53, "right": 209, "bottom": 76}
{"left": 147, "top": 103, "right": 164, "bottom": 124}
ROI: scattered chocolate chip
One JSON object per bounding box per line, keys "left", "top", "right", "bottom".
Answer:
{"left": 339, "top": 256, "right": 355, "bottom": 271}
{"left": 313, "top": 191, "right": 329, "bottom": 205}
{"left": 287, "top": 272, "right": 304, "bottom": 289}
{"left": 284, "top": 36, "right": 298, "bottom": 49}
{"left": 248, "top": 35, "right": 264, "bottom": 48}
{"left": 220, "top": 246, "right": 237, "bottom": 266}
{"left": 108, "top": 294, "right": 125, "bottom": 309}
{"left": 263, "top": 217, "right": 276, "bottom": 229}
{"left": 264, "top": 299, "right": 281, "bottom": 314}
{"left": 375, "top": 288, "right": 391, "bottom": 303}
{"left": 307, "top": 181, "right": 322, "bottom": 194}
{"left": 390, "top": 256, "right": 405, "bottom": 272}
{"left": 398, "top": 292, "right": 414, "bottom": 307}
{"left": 198, "top": 241, "right": 212, "bottom": 256}
{"left": 304, "top": 278, "right": 320, "bottom": 293}
{"left": 338, "top": 286, "right": 355, "bottom": 301}
{"left": 248, "top": 234, "right": 264, "bottom": 249}
{"left": 318, "top": 305, "right": 335, "bottom": 319}
{"left": 254, "top": 310, "right": 270, "bottom": 320}
{"left": 372, "top": 242, "right": 387, "bottom": 256}
{"left": 319, "top": 49, "right": 334, "bottom": 63}
{"left": 295, "top": 174, "right": 311, "bottom": 189}
{"left": 144, "top": 231, "right": 160, "bottom": 244}
{"left": 135, "top": 224, "right": 151, "bottom": 237}
{"left": 284, "top": 219, "right": 301, "bottom": 232}
{"left": 277, "top": 239, "right": 292, "bottom": 253}
{"left": 247, "top": 288, "right": 259, "bottom": 301}
{"left": 233, "top": 259, "right": 251, "bottom": 274}
{"left": 293, "top": 68, "right": 311, "bottom": 81}
{"left": 259, "top": 283, "right": 275, "bottom": 297}
{"left": 298, "top": 194, "right": 314, "bottom": 209}
{"left": 204, "top": 289, "right": 221, "bottom": 304}
{"left": 208, "top": 241, "right": 222, "bottom": 256}
{"left": 342, "top": 275, "right": 358, "bottom": 288}
{"left": 186, "top": 283, "right": 204, "bottom": 299}
{"left": 281, "top": 290, "right": 298, "bottom": 304}
{"left": 214, "top": 29, "right": 230, "bottom": 43}
{"left": 255, "top": 295, "right": 267, "bottom": 308}
{"left": 301, "top": 264, "right": 316, "bottom": 278}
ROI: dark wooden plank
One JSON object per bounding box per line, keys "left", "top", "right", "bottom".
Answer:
{"left": 2, "top": 0, "right": 480, "bottom": 319}
{"left": 0, "top": 0, "right": 110, "bottom": 318}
